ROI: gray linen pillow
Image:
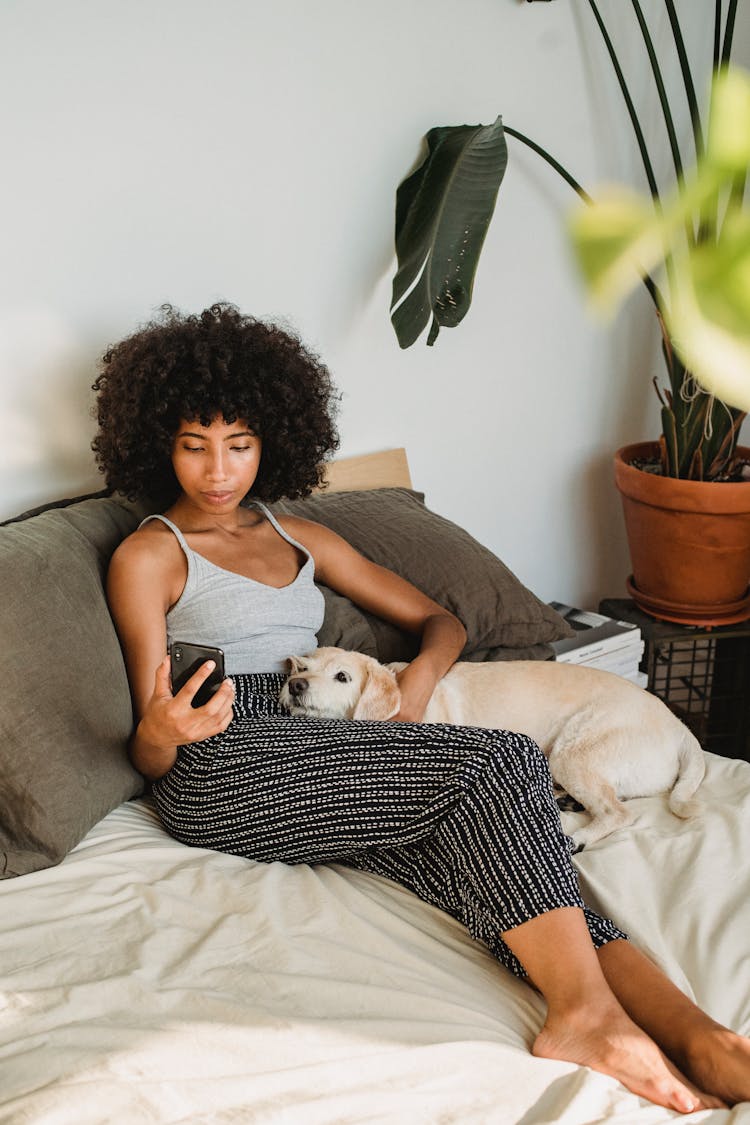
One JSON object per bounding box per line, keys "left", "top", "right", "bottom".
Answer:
{"left": 272, "top": 488, "right": 572, "bottom": 659}
{"left": 317, "top": 586, "right": 378, "bottom": 656}
{"left": 0, "top": 496, "right": 145, "bottom": 878}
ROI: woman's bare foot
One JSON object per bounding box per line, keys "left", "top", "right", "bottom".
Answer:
{"left": 679, "top": 1025, "right": 750, "bottom": 1107}
{"left": 532, "top": 998, "right": 725, "bottom": 1113}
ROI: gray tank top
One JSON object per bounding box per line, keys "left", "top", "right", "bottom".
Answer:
{"left": 139, "top": 503, "right": 325, "bottom": 674}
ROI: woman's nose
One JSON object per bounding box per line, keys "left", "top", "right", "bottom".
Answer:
{"left": 206, "top": 451, "right": 228, "bottom": 480}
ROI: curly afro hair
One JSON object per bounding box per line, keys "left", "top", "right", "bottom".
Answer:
{"left": 92, "top": 303, "right": 340, "bottom": 507}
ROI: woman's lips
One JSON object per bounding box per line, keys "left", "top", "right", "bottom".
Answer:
{"left": 202, "top": 490, "right": 234, "bottom": 504}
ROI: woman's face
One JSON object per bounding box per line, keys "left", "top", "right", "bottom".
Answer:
{"left": 171, "top": 416, "right": 262, "bottom": 512}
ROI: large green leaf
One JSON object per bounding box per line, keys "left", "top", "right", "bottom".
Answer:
{"left": 390, "top": 119, "right": 508, "bottom": 348}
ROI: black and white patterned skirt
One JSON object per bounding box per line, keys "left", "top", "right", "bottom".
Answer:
{"left": 152, "top": 673, "right": 626, "bottom": 976}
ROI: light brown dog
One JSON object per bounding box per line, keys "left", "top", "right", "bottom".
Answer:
{"left": 280, "top": 647, "right": 705, "bottom": 849}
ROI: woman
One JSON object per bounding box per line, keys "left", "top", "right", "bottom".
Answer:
{"left": 95, "top": 303, "right": 749, "bottom": 1112}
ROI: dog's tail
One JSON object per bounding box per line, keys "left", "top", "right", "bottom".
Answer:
{"left": 668, "top": 728, "right": 706, "bottom": 819}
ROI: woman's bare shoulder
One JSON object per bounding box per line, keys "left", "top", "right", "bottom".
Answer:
{"left": 109, "top": 518, "right": 182, "bottom": 573}
{"left": 107, "top": 519, "right": 186, "bottom": 618}
{"left": 275, "top": 513, "right": 348, "bottom": 552}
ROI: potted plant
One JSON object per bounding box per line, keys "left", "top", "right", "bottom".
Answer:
{"left": 572, "top": 64, "right": 750, "bottom": 625}
{"left": 390, "top": 1, "right": 750, "bottom": 625}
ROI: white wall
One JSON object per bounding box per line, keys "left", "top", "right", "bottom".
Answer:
{"left": 1, "top": 1, "right": 747, "bottom": 609}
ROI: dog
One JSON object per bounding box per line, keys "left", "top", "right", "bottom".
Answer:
{"left": 280, "top": 647, "right": 705, "bottom": 849}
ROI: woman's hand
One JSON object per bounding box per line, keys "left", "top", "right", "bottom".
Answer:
{"left": 390, "top": 661, "right": 435, "bottom": 723}
{"left": 388, "top": 613, "right": 467, "bottom": 723}
{"left": 131, "top": 656, "right": 235, "bottom": 779}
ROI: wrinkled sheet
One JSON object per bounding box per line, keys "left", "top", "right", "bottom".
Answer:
{"left": 1, "top": 752, "right": 749, "bottom": 1124}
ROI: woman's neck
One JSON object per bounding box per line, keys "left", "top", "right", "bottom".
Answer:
{"left": 165, "top": 494, "right": 261, "bottom": 535}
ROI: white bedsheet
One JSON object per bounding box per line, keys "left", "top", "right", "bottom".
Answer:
{"left": 2, "top": 752, "right": 750, "bottom": 1124}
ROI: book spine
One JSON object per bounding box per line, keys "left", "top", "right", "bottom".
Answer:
{"left": 554, "top": 634, "right": 642, "bottom": 663}
{"left": 574, "top": 647, "right": 646, "bottom": 675}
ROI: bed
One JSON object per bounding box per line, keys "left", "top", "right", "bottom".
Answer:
{"left": 2, "top": 450, "right": 749, "bottom": 1124}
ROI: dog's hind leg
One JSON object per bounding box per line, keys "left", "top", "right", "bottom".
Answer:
{"left": 549, "top": 744, "right": 634, "bottom": 851}
{"left": 668, "top": 729, "right": 705, "bottom": 819}
{"left": 567, "top": 785, "right": 634, "bottom": 851}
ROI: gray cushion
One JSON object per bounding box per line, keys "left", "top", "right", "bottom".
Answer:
{"left": 272, "top": 488, "right": 572, "bottom": 659}
{"left": 0, "top": 496, "right": 145, "bottom": 878}
{"left": 317, "top": 586, "right": 378, "bottom": 656}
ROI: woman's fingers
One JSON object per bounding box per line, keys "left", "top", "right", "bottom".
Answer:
{"left": 151, "top": 662, "right": 235, "bottom": 744}
{"left": 181, "top": 675, "right": 235, "bottom": 737}
{"left": 178, "top": 660, "right": 220, "bottom": 706}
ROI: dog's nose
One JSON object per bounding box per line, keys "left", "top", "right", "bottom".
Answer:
{"left": 288, "top": 677, "right": 308, "bottom": 698}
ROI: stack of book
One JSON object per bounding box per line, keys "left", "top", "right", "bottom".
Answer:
{"left": 549, "top": 602, "right": 647, "bottom": 687}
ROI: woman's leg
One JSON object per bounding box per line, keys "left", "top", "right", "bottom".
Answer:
{"left": 502, "top": 908, "right": 725, "bottom": 1113}
{"left": 339, "top": 726, "right": 724, "bottom": 1111}
{"left": 596, "top": 938, "right": 750, "bottom": 1106}
{"left": 154, "top": 686, "right": 747, "bottom": 1109}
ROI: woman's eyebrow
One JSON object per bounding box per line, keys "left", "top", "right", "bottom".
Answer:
{"left": 176, "top": 428, "right": 256, "bottom": 440}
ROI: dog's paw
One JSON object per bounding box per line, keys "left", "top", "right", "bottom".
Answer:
{"left": 555, "top": 791, "right": 585, "bottom": 814}
{"left": 564, "top": 833, "right": 586, "bottom": 855}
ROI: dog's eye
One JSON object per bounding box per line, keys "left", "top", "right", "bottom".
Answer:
{"left": 334, "top": 671, "right": 351, "bottom": 683}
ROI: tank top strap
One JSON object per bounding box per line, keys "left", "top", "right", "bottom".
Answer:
{"left": 138, "top": 506, "right": 312, "bottom": 568}
{"left": 138, "top": 513, "right": 192, "bottom": 556}
{"left": 252, "top": 501, "right": 312, "bottom": 561}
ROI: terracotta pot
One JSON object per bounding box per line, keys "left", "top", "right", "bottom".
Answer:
{"left": 614, "top": 441, "right": 750, "bottom": 626}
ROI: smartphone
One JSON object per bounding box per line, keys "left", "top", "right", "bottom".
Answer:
{"left": 169, "top": 641, "right": 226, "bottom": 708}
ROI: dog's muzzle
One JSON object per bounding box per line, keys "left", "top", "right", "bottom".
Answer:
{"left": 286, "top": 677, "right": 308, "bottom": 699}
{"left": 281, "top": 675, "right": 315, "bottom": 716}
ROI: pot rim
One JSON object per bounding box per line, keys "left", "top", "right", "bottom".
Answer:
{"left": 614, "top": 442, "right": 750, "bottom": 514}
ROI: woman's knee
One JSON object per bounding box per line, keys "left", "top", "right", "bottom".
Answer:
{"left": 486, "top": 729, "right": 551, "bottom": 783}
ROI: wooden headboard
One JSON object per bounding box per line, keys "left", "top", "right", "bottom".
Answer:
{"left": 320, "top": 447, "right": 412, "bottom": 493}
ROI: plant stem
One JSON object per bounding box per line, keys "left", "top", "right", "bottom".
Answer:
{"left": 713, "top": 0, "right": 722, "bottom": 73}
{"left": 586, "top": 0, "right": 660, "bottom": 200}
{"left": 633, "top": 1, "right": 699, "bottom": 259}
{"left": 501, "top": 127, "right": 592, "bottom": 201}
{"left": 502, "top": 126, "right": 666, "bottom": 314}
{"left": 664, "top": 0, "right": 703, "bottom": 160}
{"left": 721, "top": 0, "right": 738, "bottom": 65}
{"left": 714, "top": 1, "right": 745, "bottom": 233}
{"left": 587, "top": 0, "right": 679, "bottom": 310}
{"left": 719, "top": 0, "right": 744, "bottom": 205}
{"left": 632, "top": 1, "right": 685, "bottom": 187}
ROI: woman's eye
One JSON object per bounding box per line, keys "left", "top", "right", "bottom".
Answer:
{"left": 334, "top": 671, "right": 351, "bottom": 683}
{"left": 230, "top": 445, "right": 252, "bottom": 452}
{"left": 184, "top": 446, "right": 204, "bottom": 453}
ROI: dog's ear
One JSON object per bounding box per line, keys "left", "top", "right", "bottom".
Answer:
{"left": 352, "top": 666, "right": 401, "bottom": 721}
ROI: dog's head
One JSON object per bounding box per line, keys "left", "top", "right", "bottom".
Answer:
{"left": 279, "top": 647, "right": 401, "bottom": 720}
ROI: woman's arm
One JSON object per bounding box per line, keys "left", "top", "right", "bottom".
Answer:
{"left": 282, "top": 517, "right": 467, "bottom": 722}
{"left": 107, "top": 532, "right": 235, "bottom": 780}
